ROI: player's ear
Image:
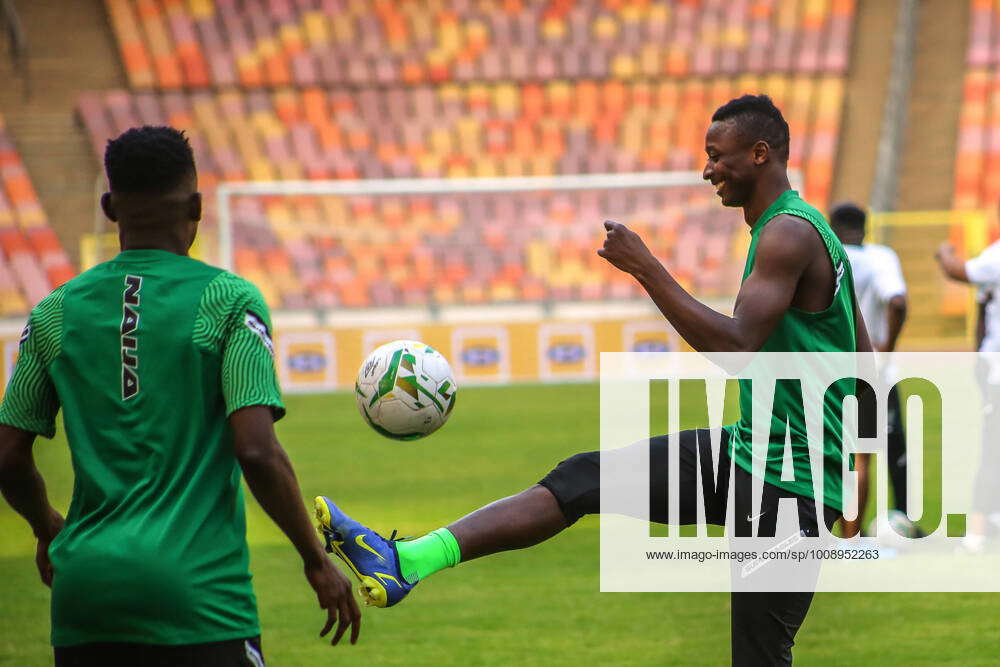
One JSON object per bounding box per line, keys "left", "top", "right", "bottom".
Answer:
{"left": 752, "top": 140, "right": 770, "bottom": 166}
{"left": 186, "top": 220, "right": 199, "bottom": 251}
{"left": 100, "top": 192, "right": 117, "bottom": 222}
{"left": 188, "top": 192, "right": 202, "bottom": 222}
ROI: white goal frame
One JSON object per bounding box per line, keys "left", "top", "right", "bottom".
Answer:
{"left": 215, "top": 171, "right": 803, "bottom": 273}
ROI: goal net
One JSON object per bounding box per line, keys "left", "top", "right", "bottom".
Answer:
{"left": 211, "top": 171, "right": 798, "bottom": 315}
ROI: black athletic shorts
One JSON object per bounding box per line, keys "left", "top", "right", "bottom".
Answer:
{"left": 54, "top": 635, "right": 264, "bottom": 667}
{"left": 540, "top": 427, "right": 840, "bottom": 534}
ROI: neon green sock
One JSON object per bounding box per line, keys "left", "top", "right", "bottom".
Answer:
{"left": 396, "top": 527, "right": 461, "bottom": 584}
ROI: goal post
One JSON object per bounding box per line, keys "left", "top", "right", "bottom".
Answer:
{"left": 216, "top": 171, "right": 803, "bottom": 274}
{"left": 215, "top": 171, "right": 802, "bottom": 309}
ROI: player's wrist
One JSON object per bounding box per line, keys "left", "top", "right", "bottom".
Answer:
{"left": 34, "top": 508, "right": 63, "bottom": 542}
{"left": 300, "top": 542, "right": 329, "bottom": 569}
{"left": 631, "top": 255, "right": 665, "bottom": 284}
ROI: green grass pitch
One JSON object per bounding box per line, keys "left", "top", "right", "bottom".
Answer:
{"left": 1, "top": 383, "right": 998, "bottom": 665}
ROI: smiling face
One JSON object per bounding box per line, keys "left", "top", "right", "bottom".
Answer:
{"left": 702, "top": 119, "right": 766, "bottom": 208}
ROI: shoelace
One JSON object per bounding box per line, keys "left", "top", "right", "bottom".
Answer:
{"left": 387, "top": 529, "right": 413, "bottom": 542}
{"left": 321, "top": 526, "right": 412, "bottom": 554}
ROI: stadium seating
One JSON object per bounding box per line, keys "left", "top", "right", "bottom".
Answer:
{"left": 85, "top": 0, "right": 855, "bottom": 309}
{"left": 0, "top": 116, "right": 76, "bottom": 316}
{"left": 78, "top": 75, "right": 844, "bottom": 197}
{"left": 77, "top": 76, "right": 843, "bottom": 308}
{"left": 105, "top": 0, "right": 856, "bottom": 90}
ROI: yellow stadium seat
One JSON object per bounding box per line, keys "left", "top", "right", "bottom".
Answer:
{"left": 302, "top": 11, "right": 329, "bottom": 46}
{"left": 611, "top": 53, "right": 637, "bottom": 80}
{"left": 186, "top": 0, "right": 213, "bottom": 19}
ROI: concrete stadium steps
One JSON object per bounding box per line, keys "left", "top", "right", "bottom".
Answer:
{"left": 879, "top": 222, "right": 969, "bottom": 346}
{"left": 897, "top": 0, "right": 968, "bottom": 210}
{"left": 0, "top": 0, "right": 127, "bottom": 266}
{"left": 824, "top": 0, "right": 970, "bottom": 348}
{"left": 815, "top": 0, "right": 968, "bottom": 349}
{"left": 3, "top": 112, "right": 101, "bottom": 266}
{"left": 885, "top": 1, "right": 970, "bottom": 347}
{"left": 830, "top": 0, "right": 898, "bottom": 205}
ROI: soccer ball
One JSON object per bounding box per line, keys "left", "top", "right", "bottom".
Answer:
{"left": 866, "top": 509, "right": 922, "bottom": 551}
{"left": 355, "top": 340, "right": 457, "bottom": 440}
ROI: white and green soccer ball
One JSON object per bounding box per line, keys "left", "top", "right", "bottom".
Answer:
{"left": 355, "top": 340, "right": 457, "bottom": 440}
{"left": 867, "top": 509, "right": 922, "bottom": 551}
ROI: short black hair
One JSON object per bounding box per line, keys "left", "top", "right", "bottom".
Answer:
{"left": 104, "top": 126, "right": 195, "bottom": 194}
{"left": 711, "top": 95, "right": 790, "bottom": 161}
{"left": 830, "top": 202, "right": 867, "bottom": 230}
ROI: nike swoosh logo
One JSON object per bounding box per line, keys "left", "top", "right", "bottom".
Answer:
{"left": 355, "top": 534, "right": 386, "bottom": 561}
{"left": 373, "top": 571, "right": 402, "bottom": 589}
{"left": 747, "top": 511, "right": 767, "bottom": 523}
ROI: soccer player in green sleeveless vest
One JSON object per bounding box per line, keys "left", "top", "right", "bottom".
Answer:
{"left": 0, "top": 126, "right": 360, "bottom": 664}
{"left": 314, "top": 96, "right": 873, "bottom": 665}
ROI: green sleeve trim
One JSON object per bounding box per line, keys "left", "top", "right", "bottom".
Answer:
{"left": 0, "top": 287, "right": 66, "bottom": 438}
{"left": 27, "top": 286, "right": 66, "bottom": 364}
{"left": 213, "top": 274, "right": 286, "bottom": 421}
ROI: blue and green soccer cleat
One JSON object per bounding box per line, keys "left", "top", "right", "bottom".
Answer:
{"left": 314, "top": 496, "right": 416, "bottom": 607}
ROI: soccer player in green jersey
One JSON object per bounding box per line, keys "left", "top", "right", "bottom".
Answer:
{"left": 0, "top": 126, "right": 360, "bottom": 665}
{"left": 316, "top": 96, "right": 873, "bottom": 665}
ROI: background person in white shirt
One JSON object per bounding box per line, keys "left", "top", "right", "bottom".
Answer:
{"left": 831, "top": 203, "right": 914, "bottom": 534}
{"left": 937, "top": 238, "right": 1000, "bottom": 550}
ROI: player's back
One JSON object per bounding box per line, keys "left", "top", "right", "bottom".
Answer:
{"left": 19, "top": 249, "right": 277, "bottom": 646}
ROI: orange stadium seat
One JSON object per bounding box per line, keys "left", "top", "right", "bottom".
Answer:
{"left": 951, "top": 1, "right": 1000, "bottom": 210}
{"left": 955, "top": 69, "right": 990, "bottom": 209}
{"left": 105, "top": 0, "right": 156, "bottom": 88}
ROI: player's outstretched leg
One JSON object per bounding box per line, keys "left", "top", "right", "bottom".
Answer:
{"left": 315, "top": 451, "right": 597, "bottom": 606}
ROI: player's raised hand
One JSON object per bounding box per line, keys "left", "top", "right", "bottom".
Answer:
{"left": 935, "top": 242, "right": 956, "bottom": 263}
{"left": 597, "top": 220, "right": 657, "bottom": 275}
{"left": 306, "top": 557, "right": 362, "bottom": 645}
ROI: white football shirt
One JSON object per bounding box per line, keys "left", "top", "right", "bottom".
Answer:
{"left": 965, "top": 239, "right": 1000, "bottom": 353}
{"left": 844, "top": 243, "right": 907, "bottom": 349}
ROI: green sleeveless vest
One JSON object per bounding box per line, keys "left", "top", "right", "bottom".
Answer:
{"left": 724, "top": 190, "right": 856, "bottom": 511}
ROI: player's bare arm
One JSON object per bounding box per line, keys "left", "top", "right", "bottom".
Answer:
{"left": 883, "top": 294, "right": 907, "bottom": 353}
{"left": 599, "top": 214, "right": 826, "bottom": 353}
{"left": 230, "top": 406, "right": 361, "bottom": 645}
{"left": 854, "top": 297, "right": 874, "bottom": 354}
{"left": 0, "top": 424, "right": 63, "bottom": 587}
{"left": 936, "top": 243, "right": 969, "bottom": 282}
{"left": 841, "top": 297, "right": 876, "bottom": 538}
{"left": 977, "top": 296, "right": 991, "bottom": 349}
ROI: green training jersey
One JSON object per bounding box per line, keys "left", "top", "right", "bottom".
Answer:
{"left": 723, "top": 190, "right": 857, "bottom": 511}
{"left": 0, "top": 249, "right": 285, "bottom": 646}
